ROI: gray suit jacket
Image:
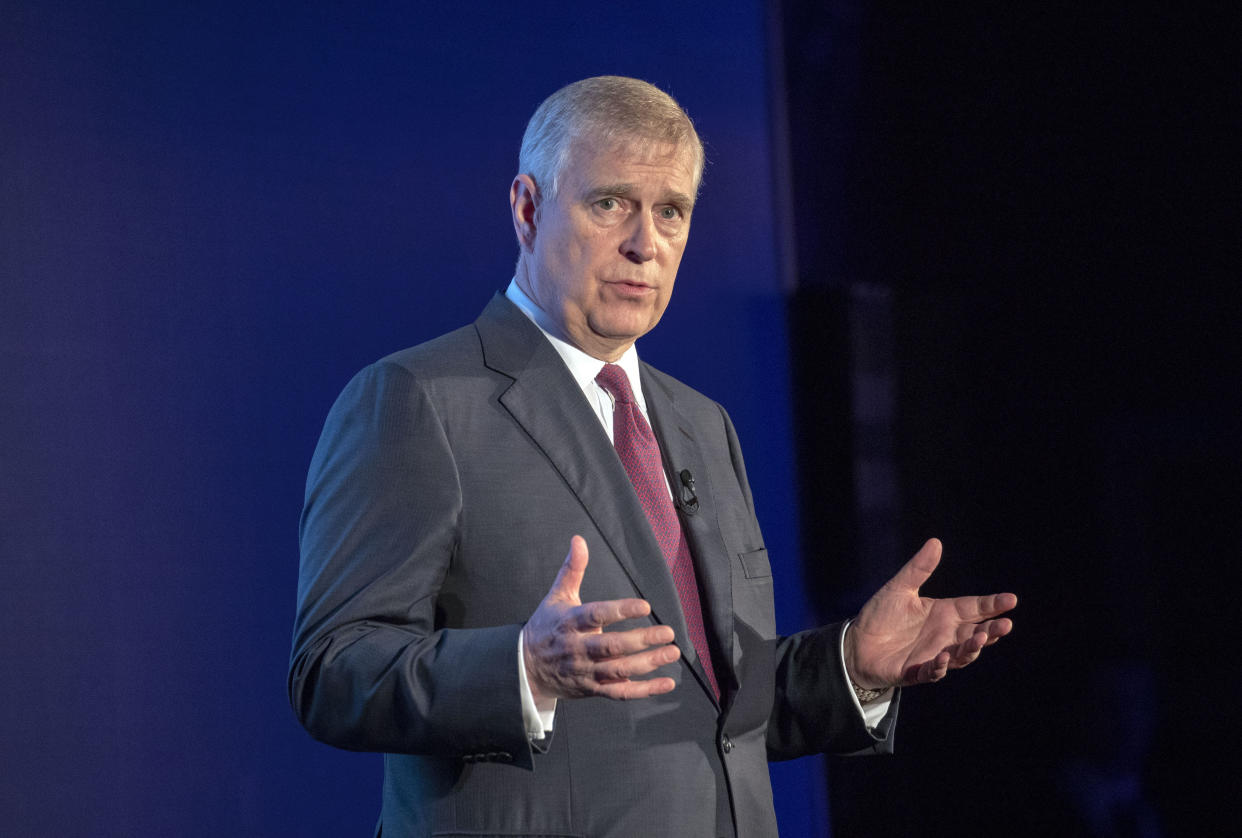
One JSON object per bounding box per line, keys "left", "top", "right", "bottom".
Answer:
{"left": 290, "top": 295, "right": 896, "bottom": 837}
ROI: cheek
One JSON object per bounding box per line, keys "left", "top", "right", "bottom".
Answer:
{"left": 538, "top": 235, "right": 585, "bottom": 299}
{"left": 655, "top": 288, "right": 674, "bottom": 318}
{"left": 560, "top": 232, "right": 605, "bottom": 285}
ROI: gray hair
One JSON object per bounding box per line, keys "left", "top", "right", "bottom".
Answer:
{"left": 518, "top": 76, "right": 704, "bottom": 201}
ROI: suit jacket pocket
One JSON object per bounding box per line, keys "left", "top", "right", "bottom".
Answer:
{"left": 738, "top": 547, "right": 771, "bottom": 579}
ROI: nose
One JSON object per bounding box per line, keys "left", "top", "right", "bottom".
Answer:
{"left": 621, "top": 213, "right": 657, "bottom": 263}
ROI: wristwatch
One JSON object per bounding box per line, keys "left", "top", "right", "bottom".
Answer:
{"left": 851, "top": 681, "right": 891, "bottom": 704}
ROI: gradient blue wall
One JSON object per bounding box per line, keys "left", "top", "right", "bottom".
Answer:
{"left": 2, "top": 3, "right": 825, "bottom": 834}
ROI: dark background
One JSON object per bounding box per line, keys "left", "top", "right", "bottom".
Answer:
{"left": 782, "top": 3, "right": 1239, "bottom": 835}
{"left": 3, "top": 2, "right": 1236, "bottom": 835}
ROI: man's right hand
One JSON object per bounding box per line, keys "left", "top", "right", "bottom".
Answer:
{"left": 522, "top": 535, "right": 680, "bottom": 701}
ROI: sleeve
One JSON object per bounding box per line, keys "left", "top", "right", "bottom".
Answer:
{"left": 710, "top": 404, "right": 898, "bottom": 761}
{"left": 287, "top": 360, "right": 536, "bottom": 769}
{"left": 767, "top": 623, "right": 899, "bottom": 760}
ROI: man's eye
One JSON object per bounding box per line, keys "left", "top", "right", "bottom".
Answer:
{"left": 596, "top": 198, "right": 617, "bottom": 211}
{"left": 659, "top": 206, "right": 680, "bottom": 220}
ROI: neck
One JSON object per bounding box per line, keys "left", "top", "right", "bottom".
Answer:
{"left": 512, "top": 267, "right": 632, "bottom": 362}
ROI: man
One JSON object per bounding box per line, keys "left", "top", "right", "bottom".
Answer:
{"left": 290, "top": 76, "right": 1016, "bottom": 837}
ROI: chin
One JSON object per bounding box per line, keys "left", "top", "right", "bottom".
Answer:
{"left": 594, "top": 318, "right": 655, "bottom": 345}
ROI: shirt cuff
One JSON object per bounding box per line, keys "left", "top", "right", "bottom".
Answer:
{"left": 839, "top": 620, "right": 894, "bottom": 729}
{"left": 517, "top": 630, "right": 557, "bottom": 740}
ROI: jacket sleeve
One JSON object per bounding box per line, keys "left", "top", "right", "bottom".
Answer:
{"left": 288, "top": 360, "right": 535, "bottom": 769}
{"left": 767, "top": 623, "right": 899, "bottom": 760}
{"left": 711, "top": 404, "right": 898, "bottom": 760}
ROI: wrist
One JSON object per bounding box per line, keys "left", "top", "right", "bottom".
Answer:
{"left": 843, "top": 621, "right": 887, "bottom": 692}
{"left": 519, "top": 625, "right": 548, "bottom": 704}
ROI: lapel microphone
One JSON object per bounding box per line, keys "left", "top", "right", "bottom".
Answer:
{"left": 678, "top": 469, "right": 700, "bottom": 515}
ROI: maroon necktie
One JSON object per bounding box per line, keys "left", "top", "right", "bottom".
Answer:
{"left": 595, "top": 363, "right": 720, "bottom": 700}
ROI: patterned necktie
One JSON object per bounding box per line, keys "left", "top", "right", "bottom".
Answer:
{"left": 595, "top": 363, "right": 720, "bottom": 700}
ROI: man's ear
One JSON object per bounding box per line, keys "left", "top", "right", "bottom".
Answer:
{"left": 510, "top": 174, "right": 540, "bottom": 252}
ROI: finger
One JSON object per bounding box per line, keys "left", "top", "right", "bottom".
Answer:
{"left": 949, "top": 630, "right": 988, "bottom": 667}
{"left": 951, "top": 617, "right": 1015, "bottom": 666}
{"left": 954, "top": 592, "right": 1019, "bottom": 622}
{"left": 976, "top": 592, "right": 1018, "bottom": 617}
{"left": 596, "top": 676, "right": 678, "bottom": 700}
{"left": 583, "top": 625, "right": 676, "bottom": 660}
{"left": 570, "top": 597, "right": 653, "bottom": 631}
{"left": 978, "top": 617, "right": 1013, "bottom": 647}
{"left": 594, "top": 643, "right": 682, "bottom": 682}
{"left": 908, "top": 650, "right": 950, "bottom": 684}
{"left": 887, "top": 538, "right": 942, "bottom": 593}
{"left": 992, "top": 592, "right": 1018, "bottom": 613}
{"left": 546, "top": 535, "right": 590, "bottom": 604}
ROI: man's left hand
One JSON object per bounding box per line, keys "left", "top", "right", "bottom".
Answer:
{"left": 844, "top": 538, "right": 1017, "bottom": 690}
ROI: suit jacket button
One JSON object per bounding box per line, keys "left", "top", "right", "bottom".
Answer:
{"left": 721, "top": 735, "right": 734, "bottom": 754}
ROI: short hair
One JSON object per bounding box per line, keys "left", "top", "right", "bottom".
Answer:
{"left": 518, "top": 76, "right": 704, "bottom": 201}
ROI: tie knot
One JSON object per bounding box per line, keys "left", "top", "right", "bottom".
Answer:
{"left": 595, "top": 363, "right": 635, "bottom": 405}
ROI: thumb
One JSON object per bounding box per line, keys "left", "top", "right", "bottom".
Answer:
{"left": 546, "top": 535, "right": 589, "bottom": 605}
{"left": 889, "top": 537, "right": 942, "bottom": 593}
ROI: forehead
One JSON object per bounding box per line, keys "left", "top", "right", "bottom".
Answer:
{"left": 562, "top": 137, "right": 697, "bottom": 195}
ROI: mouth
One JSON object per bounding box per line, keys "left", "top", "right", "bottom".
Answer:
{"left": 608, "top": 279, "right": 654, "bottom": 291}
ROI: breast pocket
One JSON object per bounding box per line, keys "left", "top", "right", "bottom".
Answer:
{"left": 732, "top": 547, "right": 776, "bottom": 642}
{"left": 738, "top": 547, "right": 771, "bottom": 579}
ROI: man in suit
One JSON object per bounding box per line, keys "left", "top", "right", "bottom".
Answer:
{"left": 290, "top": 76, "right": 1016, "bottom": 837}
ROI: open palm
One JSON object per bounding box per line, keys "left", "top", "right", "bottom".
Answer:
{"left": 845, "top": 539, "right": 1017, "bottom": 689}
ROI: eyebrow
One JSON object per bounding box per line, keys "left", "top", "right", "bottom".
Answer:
{"left": 584, "top": 183, "right": 695, "bottom": 213}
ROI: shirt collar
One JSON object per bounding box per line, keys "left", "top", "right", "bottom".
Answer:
{"left": 505, "top": 278, "right": 649, "bottom": 413}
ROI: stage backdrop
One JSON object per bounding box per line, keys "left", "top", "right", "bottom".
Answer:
{"left": 1, "top": 3, "right": 826, "bottom": 835}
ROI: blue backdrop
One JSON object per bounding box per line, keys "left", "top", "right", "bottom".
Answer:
{"left": 2, "top": 3, "right": 825, "bottom": 834}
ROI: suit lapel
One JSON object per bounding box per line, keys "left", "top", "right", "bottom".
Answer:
{"left": 641, "top": 364, "right": 737, "bottom": 706}
{"left": 474, "top": 296, "right": 698, "bottom": 688}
